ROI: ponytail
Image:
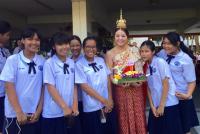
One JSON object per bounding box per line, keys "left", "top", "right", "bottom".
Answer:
{"left": 180, "top": 41, "right": 196, "bottom": 60}
{"left": 164, "top": 32, "right": 196, "bottom": 60}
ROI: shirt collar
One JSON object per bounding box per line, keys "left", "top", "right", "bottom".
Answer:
{"left": 53, "top": 55, "right": 69, "bottom": 68}
{"left": 175, "top": 50, "right": 184, "bottom": 57}
{"left": 150, "top": 56, "right": 156, "bottom": 66}
{"left": 76, "top": 54, "right": 83, "bottom": 62}
{"left": 0, "top": 47, "right": 4, "bottom": 51}
{"left": 19, "top": 51, "right": 37, "bottom": 63}
{"left": 83, "top": 55, "right": 97, "bottom": 64}
{"left": 71, "top": 53, "right": 83, "bottom": 62}
{"left": 162, "top": 49, "right": 183, "bottom": 58}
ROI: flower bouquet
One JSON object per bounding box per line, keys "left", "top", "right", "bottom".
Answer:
{"left": 112, "top": 62, "right": 146, "bottom": 84}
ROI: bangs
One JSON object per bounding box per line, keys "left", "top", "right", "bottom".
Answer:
{"left": 21, "top": 28, "right": 41, "bottom": 40}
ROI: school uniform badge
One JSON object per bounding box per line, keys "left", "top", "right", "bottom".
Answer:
{"left": 38, "top": 65, "right": 43, "bottom": 71}
{"left": 174, "top": 61, "right": 180, "bottom": 66}
{"left": 98, "top": 65, "right": 103, "bottom": 69}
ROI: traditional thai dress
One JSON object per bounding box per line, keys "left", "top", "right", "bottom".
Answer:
{"left": 112, "top": 46, "right": 147, "bottom": 134}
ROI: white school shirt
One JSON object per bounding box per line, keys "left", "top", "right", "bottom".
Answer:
{"left": 71, "top": 54, "right": 83, "bottom": 102}
{"left": 42, "top": 55, "right": 75, "bottom": 118}
{"left": 158, "top": 50, "right": 196, "bottom": 94}
{"left": 75, "top": 56, "right": 111, "bottom": 112}
{"left": 156, "top": 49, "right": 165, "bottom": 58}
{"left": 0, "top": 51, "right": 45, "bottom": 118}
{"left": 147, "top": 56, "right": 178, "bottom": 107}
{"left": 0, "top": 47, "right": 10, "bottom": 97}
{"left": 13, "top": 46, "right": 22, "bottom": 54}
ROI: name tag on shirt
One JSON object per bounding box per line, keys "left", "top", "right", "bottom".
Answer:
{"left": 83, "top": 67, "right": 93, "bottom": 74}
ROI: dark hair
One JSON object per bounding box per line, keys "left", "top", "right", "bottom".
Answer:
{"left": 50, "top": 32, "right": 69, "bottom": 56}
{"left": 164, "top": 32, "right": 195, "bottom": 60}
{"left": 0, "top": 20, "right": 11, "bottom": 34}
{"left": 69, "top": 35, "right": 81, "bottom": 45}
{"left": 20, "top": 28, "right": 41, "bottom": 50}
{"left": 21, "top": 27, "right": 41, "bottom": 40}
{"left": 140, "top": 40, "right": 156, "bottom": 52}
{"left": 82, "top": 36, "right": 97, "bottom": 48}
{"left": 114, "top": 28, "right": 129, "bottom": 37}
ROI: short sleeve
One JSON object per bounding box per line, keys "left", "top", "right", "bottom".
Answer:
{"left": 75, "top": 62, "right": 87, "bottom": 84}
{"left": 100, "top": 58, "right": 111, "bottom": 75}
{"left": 182, "top": 59, "right": 196, "bottom": 82}
{"left": 0, "top": 56, "right": 16, "bottom": 83}
{"left": 156, "top": 49, "right": 167, "bottom": 59}
{"left": 105, "top": 63, "right": 111, "bottom": 75}
{"left": 43, "top": 61, "right": 55, "bottom": 86}
{"left": 157, "top": 59, "right": 171, "bottom": 80}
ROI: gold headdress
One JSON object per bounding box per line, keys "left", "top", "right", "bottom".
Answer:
{"left": 116, "top": 9, "right": 127, "bottom": 29}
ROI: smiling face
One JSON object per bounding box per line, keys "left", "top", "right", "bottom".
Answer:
{"left": 114, "top": 29, "right": 128, "bottom": 47}
{"left": 162, "top": 37, "right": 179, "bottom": 55}
{"left": 54, "top": 43, "right": 70, "bottom": 58}
{"left": 70, "top": 39, "right": 81, "bottom": 58}
{"left": 22, "top": 33, "right": 40, "bottom": 54}
{"left": 83, "top": 39, "right": 97, "bottom": 61}
{"left": 140, "top": 45, "right": 155, "bottom": 62}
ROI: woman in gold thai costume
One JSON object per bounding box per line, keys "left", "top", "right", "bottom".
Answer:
{"left": 106, "top": 10, "right": 147, "bottom": 134}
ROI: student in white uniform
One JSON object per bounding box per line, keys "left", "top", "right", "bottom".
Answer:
{"left": 69, "top": 35, "right": 84, "bottom": 131}
{"left": 42, "top": 33, "right": 81, "bottom": 134}
{"left": 158, "top": 32, "right": 199, "bottom": 134}
{"left": 140, "top": 40, "right": 183, "bottom": 134}
{"left": 0, "top": 28, "right": 45, "bottom": 134}
{"left": 0, "top": 20, "right": 11, "bottom": 134}
{"left": 13, "top": 39, "right": 23, "bottom": 54}
{"left": 75, "top": 36, "right": 117, "bottom": 134}
{"left": 69, "top": 35, "right": 83, "bottom": 104}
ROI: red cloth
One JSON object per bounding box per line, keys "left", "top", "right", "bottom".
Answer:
{"left": 113, "top": 85, "right": 147, "bottom": 134}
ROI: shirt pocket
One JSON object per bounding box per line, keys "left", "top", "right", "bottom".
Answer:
{"left": 55, "top": 74, "right": 71, "bottom": 95}
{"left": 55, "top": 70, "right": 70, "bottom": 80}
{"left": 83, "top": 67, "right": 94, "bottom": 75}
{"left": 17, "top": 64, "right": 28, "bottom": 75}
{"left": 170, "top": 64, "right": 182, "bottom": 73}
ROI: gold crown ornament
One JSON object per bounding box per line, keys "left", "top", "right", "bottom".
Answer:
{"left": 116, "top": 9, "right": 127, "bottom": 29}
